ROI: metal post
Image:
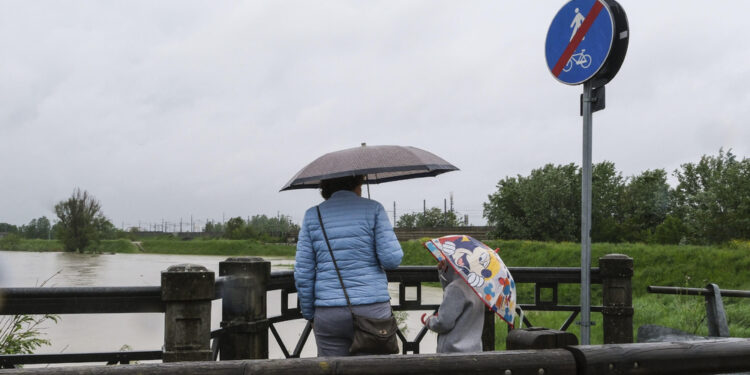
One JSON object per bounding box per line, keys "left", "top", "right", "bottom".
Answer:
{"left": 218, "top": 257, "right": 270, "bottom": 360}
{"left": 161, "top": 264, "right": 214, "bottom": 362}
{"left": 705, "top": 283, "right": 730, "bottom": 337}
{"left": 580, "top": 80, "right": 593, "bottom": 344}
{"left": 482, "top": 310, "right": 495, "bottom": 351}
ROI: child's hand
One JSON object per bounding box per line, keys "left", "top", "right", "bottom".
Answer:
{"left": 437, "top": 260, "right": 447, "bottom": 272}
{"left": 421, "top": 312, "right": 438, "bottom": 325}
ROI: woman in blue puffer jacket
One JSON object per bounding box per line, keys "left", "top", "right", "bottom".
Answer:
{"left": 294, "top": 175, "right": 403, "bottom": 357}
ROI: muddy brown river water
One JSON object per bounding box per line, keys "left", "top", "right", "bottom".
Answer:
{"left": 0, "top": 250, "right": 440, "bottom": 361}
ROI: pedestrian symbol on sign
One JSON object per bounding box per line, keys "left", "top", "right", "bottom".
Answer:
{"left": 570, "top": 8, "right": 586, "bottom": 41}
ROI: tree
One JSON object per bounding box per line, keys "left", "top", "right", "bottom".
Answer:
{"left": 673, "top": 149, "right": 750, "bottom": 244}
{"left": 396, "top": 208, "right": 462, "bottom": 228}
{"left": 247, "top": 214, "right": 299, "bottom": 241}
{"left": 651, "top": 215, "right": 687, "bottom": 244}
{"left": 590, "top": 162, "right": 625, "bottom": 242}
{"left": 484, "top": 163, "right": 580, "bottom": 241}
{"left": 21, "top": 217, "right": 52, "bottom": 239}
{"left": 396, "top": 213, "right": 418, "bottom": 228}
{"left": 618, "top": 169, "right": 672, "bottom": 242}
{"left": 54, "top": 188, "right": 107, "bottom": 252}
{"left": 484, "top": 161, "right": 636, "bottom": 243}
{"left": 94, "top": 216, "right": 118, "bottom": 240}
{"left": 225, "top": 217, "right": 249, "bottom": 240}
{"left": 204, "top": 221, "right": 225, "bottom": 236}
{"left": 0, "top": 223, "right": 19, "bottom": 234}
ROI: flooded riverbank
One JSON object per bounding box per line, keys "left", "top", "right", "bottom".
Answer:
{"left": 0, "top": 251, "right": 440, "bottom": 360}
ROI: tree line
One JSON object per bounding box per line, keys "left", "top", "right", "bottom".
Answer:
{"left": 396, "top": 207, "right": 465, "bottom": 228}
{"left": 3, "top": 149, "right": 745, "bottom": 249}
{"left": 203, "top": 215, "right": 299, "bottom": 241}
{"left": 482, "top": 149, "right": 749, "bottom": 245}
{"left": 0, "top": 189, "right": 300, "bottom": 252}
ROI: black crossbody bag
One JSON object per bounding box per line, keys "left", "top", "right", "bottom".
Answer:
{"left": 316, "top": 206, "right": 399, "bottom": 355}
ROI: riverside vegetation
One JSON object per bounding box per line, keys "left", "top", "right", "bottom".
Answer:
{"left": 3, "top": 237, "right": 749, "bottom": 350}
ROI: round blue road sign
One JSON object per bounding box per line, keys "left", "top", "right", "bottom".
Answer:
{"left": 545, "top": 0, "right": 615, "bottom": 85}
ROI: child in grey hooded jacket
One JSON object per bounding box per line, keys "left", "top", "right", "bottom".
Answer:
{"left": 422, "top": 260, "right": 485, "bottom": 353}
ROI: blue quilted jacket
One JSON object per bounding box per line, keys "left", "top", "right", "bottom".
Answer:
{"left": 294, "top": 190, "right": 403, "bottom": 320}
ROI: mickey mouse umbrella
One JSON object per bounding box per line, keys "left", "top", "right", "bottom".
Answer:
{"left": 424, "top": 235, "right": 518, "bottom": 327}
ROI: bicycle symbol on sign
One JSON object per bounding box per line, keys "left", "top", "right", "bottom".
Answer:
{"left": 563, "top": 49, "right": 592, "bottom": 72}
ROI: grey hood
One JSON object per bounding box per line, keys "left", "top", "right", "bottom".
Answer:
{"left": 439, "top": 263, "right": 462, "bottom": 290}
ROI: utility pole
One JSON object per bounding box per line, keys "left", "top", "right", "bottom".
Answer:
{"left": 423, "top": 200, "right": 426, "bottom": 214}
{"left": 450, "top": 192, "right": 454, "bottom": 212}
{"left": 393, "top": 201, "right": 396, "bottom": 225}
{"left": 443, "top": 199, "right": 448, "bottom": 227}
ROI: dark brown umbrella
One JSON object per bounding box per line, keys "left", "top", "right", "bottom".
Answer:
{"left": 280, "top": 143, "right": 458, "bottom": 191}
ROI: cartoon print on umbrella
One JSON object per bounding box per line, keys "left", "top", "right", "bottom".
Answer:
{"left": 424, "top": 235, "right": 518, "bottom": 326}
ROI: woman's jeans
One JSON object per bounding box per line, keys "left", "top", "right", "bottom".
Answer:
{"left": 313, "top": 301, "right": 392, "bottom": 357}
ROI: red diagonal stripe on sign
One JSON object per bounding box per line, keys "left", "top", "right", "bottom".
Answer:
{"left": 552, "top": 1, "right": 604, "bottom": 77}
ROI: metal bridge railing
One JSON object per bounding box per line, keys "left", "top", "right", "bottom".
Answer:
{"left": 1, "top": 254, "right": 634, "bottom": 368}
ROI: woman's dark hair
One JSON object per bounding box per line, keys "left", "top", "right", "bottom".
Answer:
{"left": 320, "top": 175, "right": 365, "bottom": 200}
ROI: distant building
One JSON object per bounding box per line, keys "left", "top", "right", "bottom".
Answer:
{"left": 0, "top": 232, "right": 8, "bottom": 239}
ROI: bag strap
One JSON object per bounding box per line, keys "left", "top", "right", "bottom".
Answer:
{"left": 316, "top": 206, "right": 354, "bottom": 316}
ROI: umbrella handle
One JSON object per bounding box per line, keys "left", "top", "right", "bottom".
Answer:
{"left": 365, "top": 175, "right": 371, "bottom": 198}
{"left": 515, "top": 307, "right": 525, "bottom": 329}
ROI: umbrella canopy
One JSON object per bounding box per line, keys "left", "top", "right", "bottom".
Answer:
{"left": 280, "top": 144, "right": 458, "bottom": 191}
{"left": 424, "top": 235, "right": 517, "bottom": 326}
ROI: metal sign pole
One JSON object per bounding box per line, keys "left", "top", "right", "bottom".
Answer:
{"left": 580, "top": 80, "right": 593, "bottom": 345}
{"left": 546, "top": 0, "right": 628, "bottom": 346}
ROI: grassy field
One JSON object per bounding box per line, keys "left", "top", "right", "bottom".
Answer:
{"left": 399, "top": 239, "right": 750, "bottom": 347}
{"left": 0, "top": 237, "right": 295, "bottom": 257}
{"left": 4, "top": 237, "right": 749, "bottom": 347}
{"left": 0, "top": 238, "right": 137, "bottom": 253}
{"left": 137, "top": 239, "right": 296, "bottom": 257}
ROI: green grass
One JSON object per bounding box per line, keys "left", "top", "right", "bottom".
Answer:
{"left": 0, "top": 238, "right": 64, "bottom": 252}
{"left": 401, "top": 239, "right": 750, "bottom": 292}
{"left": 0, "top": 238, "right": 136, "bottom": 253}
{"left": 400, "top": 239, "right": 750, "bottom": 348}
{"left": 138, "top": 239, "right": 296, "bottom": 257}
{"left": 1, "top": 238, "right": 296, "bottom": 257}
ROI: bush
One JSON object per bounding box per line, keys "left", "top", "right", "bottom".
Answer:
{"left": 0, "top": 233, "right": 22, "bottom": 250}
{"left": 0, "top": 314, "right": 59, "bottom": 355}
{"left": 651, "top": 215, "right": 687, "bottom": 244}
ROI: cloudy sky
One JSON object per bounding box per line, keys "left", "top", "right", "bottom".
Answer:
{"left": 1, "top": 1, "right": 748, "bottom": 230}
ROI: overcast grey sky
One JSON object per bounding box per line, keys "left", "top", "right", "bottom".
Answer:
{"left": 1, "top": 1, "right": 748, "bottom": 229}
